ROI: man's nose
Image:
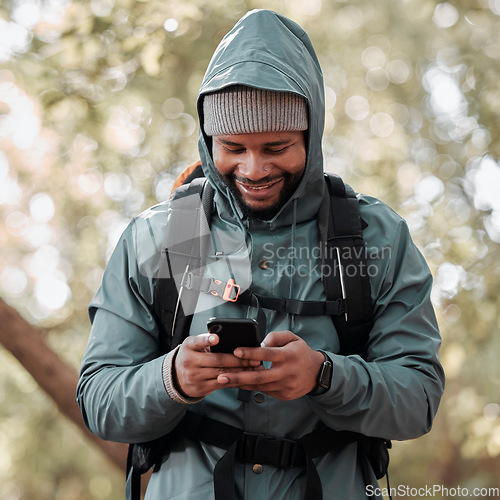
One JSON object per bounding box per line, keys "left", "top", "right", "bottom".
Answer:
{"left": 238, "top": 154, "right": 269, "bottom": 180}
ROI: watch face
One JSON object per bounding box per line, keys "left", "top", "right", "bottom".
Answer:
{"left": 319, "top": 360, "right": 333, "bottom": 389}
{"left": 309, "top": 353, "right": 333, "bottom": 396}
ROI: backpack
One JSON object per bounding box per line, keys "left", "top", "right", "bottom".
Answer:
{"left": 125, "top": 163, "right": 391, "bottom": 500}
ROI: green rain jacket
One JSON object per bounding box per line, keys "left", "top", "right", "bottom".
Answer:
{"left": 77, "top": 10, "right": 445, "bottom": 500}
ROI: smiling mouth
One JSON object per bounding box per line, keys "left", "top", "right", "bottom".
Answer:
{"left": 235, "top": 178, "right": 283, "bottom": 190}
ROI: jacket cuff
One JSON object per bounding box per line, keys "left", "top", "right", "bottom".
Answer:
{"left": 162, "top": 345, "right": 204, "bottom": 405}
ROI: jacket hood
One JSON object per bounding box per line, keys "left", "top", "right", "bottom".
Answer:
{"left": 197, "top": 9, "right": 325, "bottom": 228}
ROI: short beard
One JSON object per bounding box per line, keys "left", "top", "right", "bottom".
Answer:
{"left": 223, "top": 171, "right": 302, "bottom": 221}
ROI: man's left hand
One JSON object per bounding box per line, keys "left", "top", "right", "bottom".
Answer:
{"left": 216, "top": 331, "right": 326, "bottom": 400}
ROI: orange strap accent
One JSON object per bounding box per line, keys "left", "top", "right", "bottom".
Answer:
{"left": 170, "top": 160, "right": 202, "bottom": 197}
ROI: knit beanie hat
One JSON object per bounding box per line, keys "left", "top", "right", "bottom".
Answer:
{"left": 203, "top": 85, "right": 308, "bottom": 136}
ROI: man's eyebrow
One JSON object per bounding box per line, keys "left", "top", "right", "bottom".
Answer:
{"left": 217, "top": 138, "right": 244, "bottom": 146}
{"left": 216, "top": 138, "right": 293, "bottom": 147}
{"left": 264, "top": 140, "right": 293, "bottom": 146}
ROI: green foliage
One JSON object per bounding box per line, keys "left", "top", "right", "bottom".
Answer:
{"left": 1, "top": 0, "right": 499, "bottom": 497}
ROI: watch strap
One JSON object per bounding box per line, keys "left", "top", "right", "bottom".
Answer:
{"left": 308, "top": 350, "right": 333, "bottom": 396}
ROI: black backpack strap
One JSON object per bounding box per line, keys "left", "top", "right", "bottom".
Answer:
{"left": 322, "top": 174, "right": 374, "bottom": 357}
{"left": 154, "top": 177, "right": 214, "bottom": 354}
{"left": 236, "top": 290, "right": 346, "bottom": 316}
{"left": 170, "top": 410, "right": 388, "bottom": 500}
{"left": 320, "top": 175, "right": 391, "bottom": 491}
{"left": 126, "top": 177, "right": 213, "bottom": 500}
{"left": 175, "top": 411, "right": 350, "bottom": 500}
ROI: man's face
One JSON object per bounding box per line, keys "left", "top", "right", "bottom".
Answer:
{"left": 212, "top": 131, "right": 307, "bottom": 220}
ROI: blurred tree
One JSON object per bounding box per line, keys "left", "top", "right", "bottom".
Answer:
{"left": 0, "top": 0, "right": 499, "bottom": 498}
{"left": 0, "top": 298, "right": 128, "bottom": 470}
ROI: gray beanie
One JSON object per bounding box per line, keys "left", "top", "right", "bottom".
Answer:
{"left": 203, "top": 85, "right": 308, "bottom": 136}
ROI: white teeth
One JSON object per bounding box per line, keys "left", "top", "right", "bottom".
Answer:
{"left": 243, "top": 180, "right": 280, "bottom": 190}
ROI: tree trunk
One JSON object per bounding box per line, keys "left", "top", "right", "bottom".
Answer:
{"left": 0, "top": 297, "right": 150, "bottom": 494}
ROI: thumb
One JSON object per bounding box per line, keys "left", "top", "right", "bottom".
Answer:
{"left": 261, "top": 330, "right": 297, "bottom": 348}
{"left": 184, "top": 333, "right": 219, "bottom": 352}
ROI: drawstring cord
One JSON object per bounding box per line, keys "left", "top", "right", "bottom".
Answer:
{"left": 225, "top": 186, "right": 248, "bottom": 234}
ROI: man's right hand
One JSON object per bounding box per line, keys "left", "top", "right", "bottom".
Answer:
{"left": 173, "top": 333, "right": 261, "bottom": 398}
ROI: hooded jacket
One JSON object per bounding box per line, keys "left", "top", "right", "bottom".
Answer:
{"left": 77, "top": 10, "right": 444, "bottom": 500}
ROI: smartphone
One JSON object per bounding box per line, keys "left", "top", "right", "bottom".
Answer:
{"left": 207, "top": 318, "right": 260, "bottom": 353}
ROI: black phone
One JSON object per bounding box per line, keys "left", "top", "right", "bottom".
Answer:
{"left": 207, "top": 318, "right": 260, "bottom": 353}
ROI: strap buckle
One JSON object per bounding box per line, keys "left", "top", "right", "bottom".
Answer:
{"left": 338, "top": 298, "right": 346, "bottom": 315}
{"left": 222, "top": 278, "right": 240, "bottom": 302}
{"left": 207, "top": 278, "right": 240, "bottom": 302}
{"left": 238, "top": 432, "right": 299, "bottom": 468}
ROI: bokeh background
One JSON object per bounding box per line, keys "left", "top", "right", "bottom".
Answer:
{"left": 1, "top": 0, "right": 499, "bottom": 498}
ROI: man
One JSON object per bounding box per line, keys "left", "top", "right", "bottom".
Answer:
{"left": 77, "top": 9, "right": 445, "bottom": 500}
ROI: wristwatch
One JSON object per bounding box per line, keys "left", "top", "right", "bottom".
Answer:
{"left": 308, "top": 351, "right": 333, "bottom": 396}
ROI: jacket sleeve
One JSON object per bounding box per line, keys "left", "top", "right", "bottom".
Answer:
{"left": 76, "top": 216, "right": 188, "bottom": 443}
{"left": 308, "top": 207, "right": 445, "bottom": 441}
